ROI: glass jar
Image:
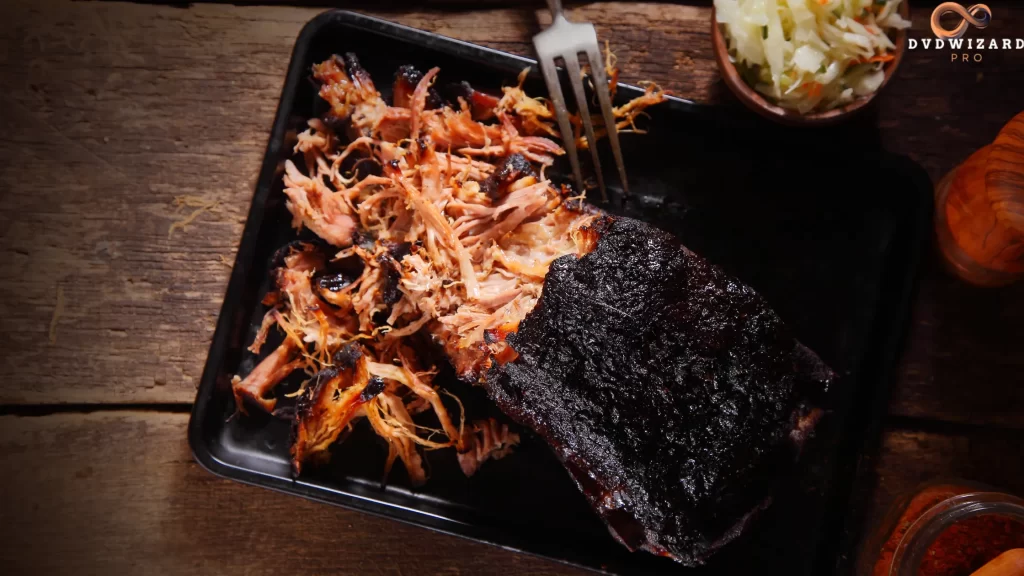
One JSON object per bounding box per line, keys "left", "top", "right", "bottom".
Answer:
{"left": 933, "top": 153, "right": 1023, "bottom": 287}
{"left": 862, "top": 481, "right": 1024, "bottom": 576}
{"left": 933, "top": 110, "right": 1024, "bottom": 287}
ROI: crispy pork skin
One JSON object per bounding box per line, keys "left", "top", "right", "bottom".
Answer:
{"left": 486, "top": 217, "right": 833, "bottom": 565}
{"left": 291, "top": 344, "right": 372, "bottom": 475}
{"left": 393, "top": 65, "right": 442, "bottom": 110}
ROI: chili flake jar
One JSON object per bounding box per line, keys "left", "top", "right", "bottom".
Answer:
{"left": 862, "top": 481, "right": 1024, "bottom": 576}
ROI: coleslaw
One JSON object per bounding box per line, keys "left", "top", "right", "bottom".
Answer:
{"left": 715, "top": 0, "right": 911, "bottom": 113}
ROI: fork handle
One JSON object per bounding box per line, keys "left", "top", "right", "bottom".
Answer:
{"left": 546, "top": 0, "right": 563, "bottom": 18}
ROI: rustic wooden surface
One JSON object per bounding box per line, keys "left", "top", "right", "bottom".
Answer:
{"left": 0, "top": 0, "right": 1022, "bottom": 573}
{"left": 0, "top": 411, "right": 582, "bottom": 575}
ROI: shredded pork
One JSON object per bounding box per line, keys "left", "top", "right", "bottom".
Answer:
{"left": 457, "top": 418, "right": 521, "bottom": 477}
{"left": 232, "top": 52, "right": 665, "bottom": 483}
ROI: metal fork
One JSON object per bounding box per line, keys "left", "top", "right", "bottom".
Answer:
{"left": 533, "top": 0, "right": 629, "bottom": 202}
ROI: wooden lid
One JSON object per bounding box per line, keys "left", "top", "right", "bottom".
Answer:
{"left": 986, "top": 111, "right": 1024, "bottom": 235}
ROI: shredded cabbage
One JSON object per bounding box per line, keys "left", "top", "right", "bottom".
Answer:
{"left": 715, "top": 0, "right": 910, "bottom": 113}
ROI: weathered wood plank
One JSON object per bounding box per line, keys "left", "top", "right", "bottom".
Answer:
{"left": 0, "top": 411, "right": 586, "bottom": 575}
{"left": 0, "top": 0, "right": 321, "bottom": 403}
{"left": 0, "top": 0, "right": 1022, "bottom": 429}
{"left": 888, "top": 259, "right": 1024, "bottom": 428}
{"left": 4, "top": 412, "right": 1022, "bottom": 574}
{"left": 0, "top": 0, "right": 714, "bottom": 405}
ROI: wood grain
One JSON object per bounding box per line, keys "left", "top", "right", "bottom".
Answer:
{"left": 0, "top": 0, "right": 716, "bottom": 405}
{"left": 888, "top": 256, "right": 1024, "bottom": 428}
{"left": 2, "top": 0, "right": 1022, "bottom": 416}
{"left": 0, "top": 1, "right": 1022, "bottom": 573}
{"left": 0, "top": 411, "right": 586, "bottom": 575}
{"left": 3, "top": 411, "right": 1021, "bottom": 575}
{"left": 0, "top": 0, "right": 320, "bottom": 404}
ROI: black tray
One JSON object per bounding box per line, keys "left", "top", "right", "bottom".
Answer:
{"left": 189, "top": 10, "right": 932, "bottom": 575}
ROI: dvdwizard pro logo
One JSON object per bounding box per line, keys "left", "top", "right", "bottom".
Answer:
{"left": 931, "top": 2, "right": 991, "bottom": 39}
{"left": 908, "top": 2, "right": 1023, "bottom": 62}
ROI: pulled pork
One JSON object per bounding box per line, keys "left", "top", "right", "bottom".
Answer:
{"left": 231, "top": 52, "right": 665, "bottom": 483}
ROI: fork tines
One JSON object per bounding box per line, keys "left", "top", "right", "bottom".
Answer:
{"left": 534, "top": 12, "right": 629, "bottom": 203}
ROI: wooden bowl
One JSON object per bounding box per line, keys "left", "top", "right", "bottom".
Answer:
{"left": 711, "top": 3, "right": 909, "bottom": 126}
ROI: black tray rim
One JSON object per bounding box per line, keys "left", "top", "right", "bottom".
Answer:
{"left": 188, "top": 9, "right": 934, "bottom": 575}
{"left": 187, "top": 10, "right": 691, "bottom": 574}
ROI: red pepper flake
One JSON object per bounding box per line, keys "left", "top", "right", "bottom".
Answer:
{"left": 874, "top": 486, "right": 963, "bottom": 576}
{"left": 917, "top": 515, "right": 1024, "bottom": 576}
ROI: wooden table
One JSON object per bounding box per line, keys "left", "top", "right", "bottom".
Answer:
{"left": 1, "top": 1, "right": 1022, "bottom": 573}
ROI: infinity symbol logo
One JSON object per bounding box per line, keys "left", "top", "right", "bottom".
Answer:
{"left": 931, "top": 2, "right": 992, "bottom": 39}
